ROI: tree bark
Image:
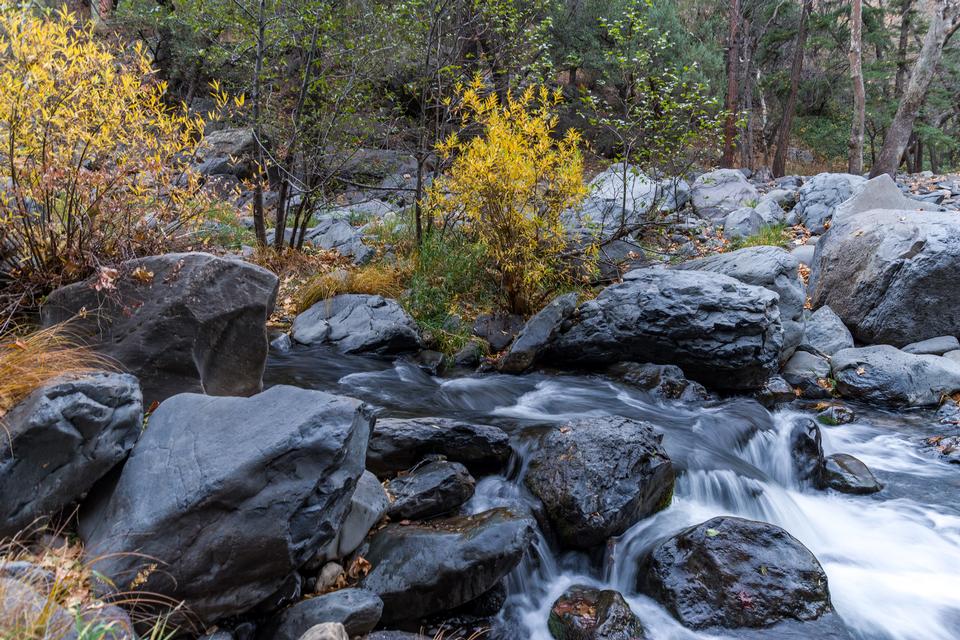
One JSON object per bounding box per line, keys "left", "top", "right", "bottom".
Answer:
{"left": 251, "top": 0, "right": 268, "bottom": 247}
{"left": 721, "top": 0, "right": 741, "bottom": 167}
{"left": 895, "top": 0, "right": 914, "bottom": 98}
{"left": 772, "top": 0, "right": 813, "bottom": 178}
{"left": 870, "top": 0, "right": 960, "bottom": 178}
{"left": 848, "top": 0, "right": 866, "bottom": 174}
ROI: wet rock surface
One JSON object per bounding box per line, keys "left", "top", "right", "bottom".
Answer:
{"left": 385, "top": 458, "right": 476, "bottom": 520}
{"left": 831, "top": 345, "right": 960, "bottom": 406}
{"left": 548, "top": 585, "right": 647, "bottom": 640}
{"left": 822, "top": 454, "right": 882, "bottom": 495}
{"left": 257, "top": 588, "right": 383, "bottom": 639}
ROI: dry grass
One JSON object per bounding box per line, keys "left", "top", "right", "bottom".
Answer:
{"left": 0, "top": 324, "right": 113, "bottom": 418}
{"left": 296, "top": 263, "right": 407, "bottom": 313}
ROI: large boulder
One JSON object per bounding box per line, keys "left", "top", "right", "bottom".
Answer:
{"left": 257, "top": 589, "right": 383, "bottom": 640}
{"left": 548, "top": 585, "right": 646, "bottom": 640}
{"left": 809, "top": 209, "right": 960, "bottom": 346}
{"left": 800, "top": 306, "right": 853, "bottom": 356}
{"left": 360, "top": 508, "right": 534, "bottom": 624}
{"left": 366, "top": 418, "right": 511, "bottom": 477}
{"left": 41, "top": 252, "right": 278, "bottom": 405}
{"left": 81, "top": 386, "right": 373, "bottom": 624}
{"left": 823, "top": 454, "right": 882, "bottom": 495}
{"left": 793, "top": 173, "right": 866, "bottom": 233}
{"left": 0, "top": 373, "right": 141, "bottom": 538}
{"left": 691, "top": 169, "right": 759, "bottom": 219}
{"left": 676, "top": 246, "right": 805, "bottom": 362}
{"left": 722, "top": 207, "right": 766, "bottom": 239}
{"left": 830, "top": 345, "right": 960, "bottom": 407}
{"left": 636, "top": 516, "right": 832, "bottom": 629}
{"left": 291, "top": 294, "right": 421, "bottom": 354}
{"left": 524, "top": 417, "right": 674, "bottom": 549}
{"left": 500, "top": 293, "right": 578, "bottom": 373}
{"left": 305, "top": 217, "right": 375, "bottom": 265}
{"left": 538, "top": 268, "right": 783, "bottom": 391}
{"left": 194, "top": 127, "right": 257, "bottom": 178}
{"left": 833, "top": 173, "right": 942, "bottom": 223}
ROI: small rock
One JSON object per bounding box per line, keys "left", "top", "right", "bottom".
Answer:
{"left": 548, "top": 585, "right": 646, "bottom": 640}
{"left": 607, "top": 362, "right": 709, "bottom": 401}
{"left": 500, "top": 293, "right": 579, "bottom": 373}
{"left": 316, "top": 472, "right": 389, "bottom": 562}
{"left": 385, "top": 459, "right": 476, "bottom": 520}
{"left": 452, "top": 339, "right": 488, "bottom": 368}
{"left": 816, "top": 405, "right": 855, "bottom": 426}
{"left": 782, "top": 351, "right": 832, "bottom": 399}
{"left": 297, "top": 623, "right": 348, "bottom": 640}
{"left": 258, "top": 589, "right": 383, "bottom": 639}
{"left": 755, "top": 375, "right": 796, "bottom": 406}
{"left": 802, "top": 307, "right": 854, "bottom": 357}
{"left": 316, "top": 563, "right": 343, "bottom": 593}
{"left": 823, "top": 454, "right": 882, "bottom": 495}
{"left": 271, "top": 333, "right": 293, "bottom": 353}
{"left": 793, "top": 172, "right": 866, "bottom": 233}
{"left": 722, "top": 207, "right": 766, "bottom": 239}
{"left": 901, "top": 335, "right": 960, "bottom": 356}
{"left": 473, "top": 313, "right": 525, "bottom": 352}
{"left": 790, "top": 419, "right": 825, "bottom": 488}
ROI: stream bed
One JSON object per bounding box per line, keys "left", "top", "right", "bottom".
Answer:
{"left": 265, "top": 346, "right": 960, "bottom": 640}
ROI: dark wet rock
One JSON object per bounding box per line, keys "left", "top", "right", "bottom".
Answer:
{"left": 548, "top": 585, "right": 646, "bottom": 640}
{"left": 447, "top": 581, "right": 508, "bottom": 618}
{"left": 366, "top": 418, "right": 511, "bottom": 478}
{"left": 676, "top": 246, "right": 805, "bottom": 362}
{"left": 636, "top": 516, "right": 832, "bottom": 629}
{"left": 385, "top": 459, "right": 476, "bottom": 520}
{"left": 539, "top": 268, "right": 783, "bottom": 391}
{"left": 452, "top": 338, "right": 488, "bottom": 368}
{"left": 691, "top": 169, "right": 760, "bottom": 219}
{"left": 793, "top": 173, "right": 866, "bottom": 233}
{"left": 360, "top": 508, "right": 534, "bottom": 624}
{"left": 411, "top": 350, "right": 446, "bottom": 376}
{"left": 790, "top": 419, "right": 825, "bottom": 488}
{"left": 823, "top": 454, "right": 882, "bottom": 495}
{"left": 500, "top": 293, "right": 579, "bottom": 373}
{"left": 801, "top": 306, "right": 854, "bottom": 357}
{"left": 755, "top": 375, "right": 796, "bottom": 407}
{"left": 473, "top": 313, "right": 526, "bottom": 352}
{"left": 781, "top": 351, "right": 832, "bottom": 399}
{"left": 0, "top": 373, "right": 142, "bottom": 538}
{"left": 902, "top": 335, "right": 960, "bottom": 356}
{"left": 365, "top": 633, "right": 427, "bottom": 639}
{"left": 271, "top": 333, "right": 293, "bottom": 353}
{"left": 607, "top": 362, "right": 709, "bottom": 401}
{"left": 0, "top": 577, "right": 76, "bottom": 639}
{"left": 524, "top": 416, "right": 674, "bottom": 549}
{"left": 41, "top": 252, "right": 278, "bottom": 405}
{"left": 291, "top": 294, "right": 421, "bottom": 355}
{"left": 257, "top": 588, "right": 383, "bottom": 640}
{"left": 81, "top": 386, "right": 373, "bottom": 624}
{"left": 809, "top": 209, "right": 960, "bottom": 347}
{"left": 316, "top": 471, "right": 389, "bottom": 562}
{"left": 831, "top": 346, "right": 960, "bottom": 407}
{"left": 816, "top": 405, "right": 855, "bottom": 426}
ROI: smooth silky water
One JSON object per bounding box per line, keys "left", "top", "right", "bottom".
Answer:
{"left": 266, "top": 346, "right": 960, "bottom": 640}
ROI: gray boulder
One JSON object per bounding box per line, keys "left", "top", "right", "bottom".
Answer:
{"left": 755, "top": 198, "right": 787, "bottom": 224}
{"left": 781, "top": 351, "right": 832, "bottom": 399}
{"left": 759, "top": 189, "right": 797, "bottom": 209}
{"left": 0, "top": 373, "right": 142, "bottom": 538}
{"left": 306, "top": 217, "right": 375, "bottom": 265}
{"left": 385, "top": 459, "right": 476, "bottom": 520}
{"left": 790, "top": 244, "right": 816, "bottom": 266}
{"left": 258, "top": 589, "right": 383, "bottom": 640}
{"left": 802, "top": 306, "right": 854, "bottom": 356}
{"left": 82, "top": 386, "right": 373, "bottom": 624}
{"left": 722, "top": 207, "right": 766, "bottom": 239}
{"left": 360, "top": 508, "right": 534, "bottom": 623}
{"left": 809, "top": 209, "right": 960, "bottom": 346}
{"left": 297, "top": 623, "right": 348, "bottom": 640}
{"left": 0, "top": 577, "right": 76, "bottom": 639}
{"left": 291, "top": 294, "right": 421, "bottom": 354}
{"left": 525, "top": 417, "right": 674, "bottom": 549}
{"left": 691, "top": 169, "right": 760, "bottom": 219}
{"left": 823, "top": 454, "right": 882, "bottom": 495}
{"left": 317, "top": 471, "right": 389, "bottom": 562}
{"left": 676, "top": 246, "right": 805, "bottom": 362}
{"left": 548, "top": 585, "right": 646, "bottom": 640}
{"left": 831, "top": 346, "right": 960, "bottom": 406}
{"left": 41, "top": 252, "right": 278, "bottom": 405}
{"left": 500, "top": 293, "right": 578, "bottom": 373}
{"left": 194, "top": 128, "right": 256, "bottom": 178}
{"left": 833, "top": 174, "right": 942, "bottom": 224}
{"left": 366, "top": 418, "right": 511, "bottom": 477}
{"left": 794, "top": 173, "right": 866, "bottom": 233}
{"left": 607, "top": 362, "right": 709, "bottom": 401}
{"left": 636, "top": 516, "right": 832, "bottom": 629}
{"left": 539, "top": 268, "right": 783, "bottom": 390}
{"left": 902, "top": 335, "right": 960, "bottom": 356}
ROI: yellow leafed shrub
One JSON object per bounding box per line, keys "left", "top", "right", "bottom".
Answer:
{"left": 427, "top": 80, "right": 590, "bottom": 315}
{"left": 0, "top": 7, "right": 210, "bottom": 317}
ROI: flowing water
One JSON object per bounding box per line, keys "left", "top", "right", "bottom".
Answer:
{"left": 265, "top": 346, "right": 960, "bottom": 640}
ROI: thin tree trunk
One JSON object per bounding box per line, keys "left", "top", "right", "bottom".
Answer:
{"left": 895, "top": 0, "right": 914, "bottom": 98}
{"left": 871, "top": 0, "right": 960, "bottom": 178}
{"left": 772, "top": 0, "right": 813, "bottom": 178}
{"left": 721, "top": 0, "right": 741, "bottom": 167}
{"left": 251, "top": 0, "right": 268, "bottom": 247}
{"left": 848, "top": 0, "right": 866, "bottom": 174}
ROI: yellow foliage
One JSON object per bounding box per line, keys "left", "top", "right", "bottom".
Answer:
{"left": 296, "top": 264, "right": 406, "bottom": 313}
{"left": 427, "top": 79, "right": 590, "bottom": 314}
{"left": 0, "top": 7, "right": 210, "bottom": 311}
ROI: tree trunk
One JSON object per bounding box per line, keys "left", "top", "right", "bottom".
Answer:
{"left": 251, "top": 0, "right": 268, "bottom": 247}
{"left": 848, "top": 0, "right": 866, "bottom": 174}
{"left": 772, "top": 0, "right": 813, "bottom": 178}
{"left": 721, "top": 0, "right": 741, "bottom": 167}
{"left": 895, "top": 0, "right": 914, "bottom": 98}
{"left": 870, "top": 0, "right": 960, "bottom": 178}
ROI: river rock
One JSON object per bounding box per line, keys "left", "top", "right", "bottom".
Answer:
{"left": 756, "top": 375, "right": 796, "bottom": 406}
{"left": 538, "top": 268, "right": 783, "bottom": 391}
{"left": 691, "top": 169, "right": 760, "bottom": 219}
{"left": 902, "top": 335, "right": 960, "bottom": 356}
{"left": 722, "top": 207, "right": 766, "bottom": 239}
{"left": 297, "top": 623, "right": 348, "bottom": 640}
{"left": 801, "top": 306, "right": 854, "bottom": 356}
{"left": 793, "top": 173, "right": 866, "bottom": 233}
{"left": 500, "top": 293, "right": 578, "bottom": 373}
{"left": 525, "top": 417, "right": 674, "bottom": 549}
{"left": 823, "top": 454, "right": 882, "bottom": 495}
{"left": 676, "top": 246, "right": 805, "bottom": 362}
{"left": 0, "top": 577, "right": 76, "bottom": 638}
{"left": 789, "top": 419, "right": 825, "bottom": 487}
{"left": 360, "top": 508, "right": 534, "bottom": 623}
{"left": 81, "top": 386, "right": 373, "bottom": 624}
{"left": 816, "top": 405, "right": 855, "bottom": 426}
{"left": 291, "top": 294, "right": 421, "bottom": 354}
{"left": 809, "top": 209, "right": 960, "bottom": 347}
{"left": 781, "top": 351, "right": 832, "bottom": 399}
{"left": 473, "top": 313, "right": 525, "bottom": 352}
{"left": 385, "top": 459, "right": 476, "bottom": 520}
{"left": 606, "top": 362, "right": 709, "bottom": 401}
{"left": 548, "top": 585, "right": 646, "bottom": 640}
{"left": 366, "top": 418, "right": 511, "bottom": 477}
{"left": 831, "top": 345, "right": 960, "bottom": 407}
{"left": 41, "top": 252, "right": 278, "bottom": 405}
{"left": 0, "top": 373, "right": 142, "bottom": 538}
{"left": 636, "top": 516, "right": 832, "bottom": 629}
{"left": 195, "top": 127, "right": 257, "bottom": 178}
{"left": 832, "top": 174, "right": 941, "bottom": 224}
{"left": 257, "top": 589, "right": 383, "bottom": 640}
{"left": 317, "top": 471, "right": 389, "bottom": 562}
{"left": 305, "top": 217, "right": 375, "bottom": 265}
